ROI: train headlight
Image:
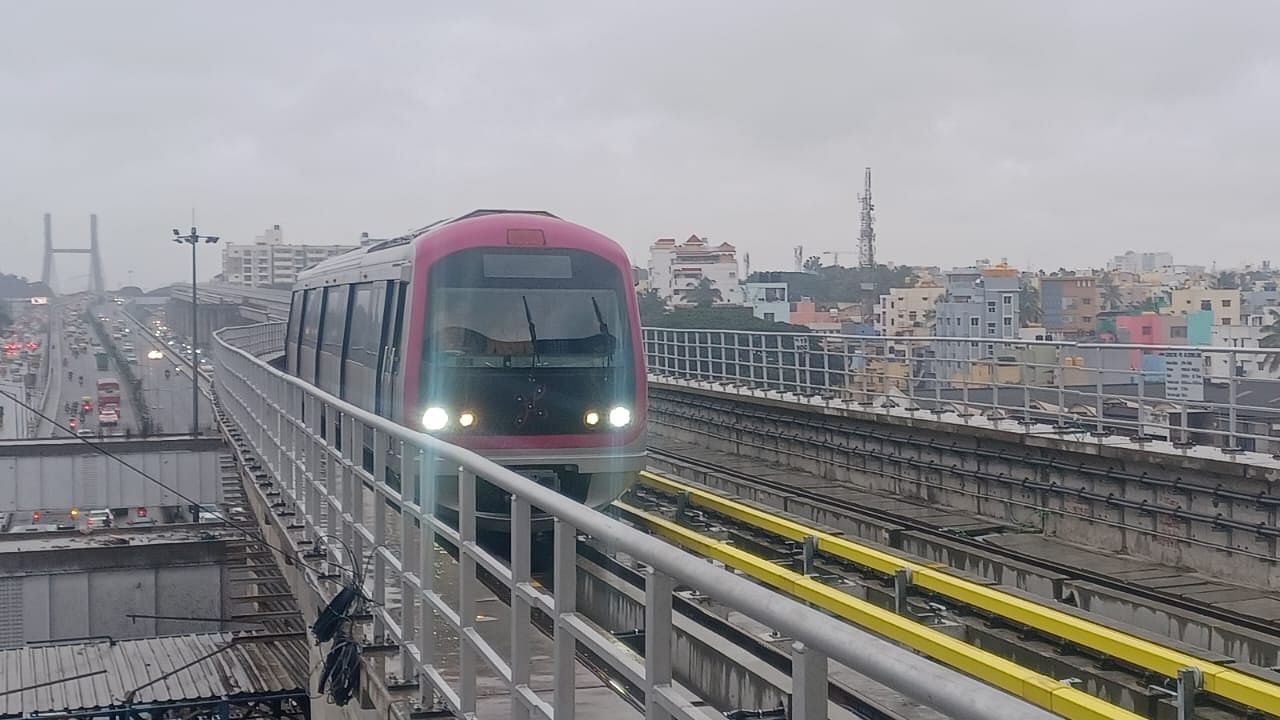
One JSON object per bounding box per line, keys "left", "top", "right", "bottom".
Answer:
{"left": 458, "top": 411, "right": 476, "bottom": 428}
{"left": 608, "top": 406, "right": 632, "bottom": 428}
{"left": 421, "top": 407, "right": 449, "bottom": 431}
{"left": 584, "top": 410, "right": 601, "bottom": 427}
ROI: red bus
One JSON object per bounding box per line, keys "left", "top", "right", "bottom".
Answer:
{"left": 96, "top": 378, "right": 121, "bottom": 411}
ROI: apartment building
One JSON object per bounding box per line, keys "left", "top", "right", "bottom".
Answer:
{"left": 648, "top": 235, "right": 742, "bottom": 306}
{"left": 1040, "top": 275, "right": 1100, "bottom": 338}
{"left": 875, "top": 286, "right": 941, "bottom": 337}
{"left": 221, "top": 225, "right": 359, "bottom": 288}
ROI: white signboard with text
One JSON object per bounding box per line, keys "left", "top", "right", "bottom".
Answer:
{"left": 1161, "top": 350, "right": 1205, "bottom": 402}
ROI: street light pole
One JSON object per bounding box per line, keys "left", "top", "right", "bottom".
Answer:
{"left": 172, "top": 226, "right": 219, "bottom": 435}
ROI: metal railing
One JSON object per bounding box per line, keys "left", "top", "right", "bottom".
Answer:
{"left": 644, "top": 328, "right": 1280, "bottom": 457}
{"left": 213, "top": 322, "right": 1056, "bottom": 720}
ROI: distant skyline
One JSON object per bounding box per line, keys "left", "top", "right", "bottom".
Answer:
{"left": 3, "top": 2, "right": 1278, "bottom": 291}
{"left": 17, "top": 210, "right": 1273, "bottom": 294}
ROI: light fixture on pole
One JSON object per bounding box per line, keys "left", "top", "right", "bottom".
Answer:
{"left": 171, "top": 226, "right": 218, "bottom": 435}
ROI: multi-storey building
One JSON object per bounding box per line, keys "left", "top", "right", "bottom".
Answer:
{"left": 744, "top": 282, "right": 790, "bottom": 323}
{"left": 1039, "top": 275, "right": 1100, "bottom": 338}
{"left": 221, "top": 225, "right": 360, "bottom": 288}
{"left": 1168, "top": 285, "right": 1243, "bottom": 327}
{"left": 875, "top": 286, "right": 942, "bottom": 337}
{"left": 1106, "top": 251, "right": 1174, "bottom": 274}
{"left": 932, "top": 264, "right": 1021, "bottom": 382}
{"left": 648, "top": 235, "right": 742, "bottom": 306}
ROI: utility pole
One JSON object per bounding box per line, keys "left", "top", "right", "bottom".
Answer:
{"left": 171, "top": 226, "right": 219, "bottom": 435}
{"left": 858, "top": 167, "right": 876, "bottom": 269}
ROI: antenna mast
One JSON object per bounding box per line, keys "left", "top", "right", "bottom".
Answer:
{"left": 858, "top": 167, "right": 876, "bottom": 268}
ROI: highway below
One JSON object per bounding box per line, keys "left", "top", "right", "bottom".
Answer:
{"left": 44, "top": 303, "right": 214, "bottom": 438}
{"left": 117, "top": 304, "right": 215, "bottom": 435}
{"left": 50, "top": 306, "right": 138, "bottom": 438}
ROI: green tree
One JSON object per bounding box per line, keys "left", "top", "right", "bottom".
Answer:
{"left": 1099, "top": 273, "right": 1124, "bottom": 311}
{"left": 1262, "top": 308, "right": 1280, "bottom": 373}
{"left": 686, "top": 277, "right": 722, "bottom": 308}
{"left": 637, "top": 289, "right": 667, "bottom": 324}
{"left": 803, "top": 256, "right": 823, "bottom": 273}
{"left": 646, "top": 306, "right": 807, "bottom": 331}
{"left": 0, "top": 302, "right": 10, "bottom": 331}
{"left": 1214, "top": 271, "right": 1241, "bottom": 289}
{"left": 1019, "top": 282, "right": 1043, "bottom": 325}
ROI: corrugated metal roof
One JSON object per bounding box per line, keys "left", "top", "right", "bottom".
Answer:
{"left": 0, "top": 633, "right": 307, "bottom": 718}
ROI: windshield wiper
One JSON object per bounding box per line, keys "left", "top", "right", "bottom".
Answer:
{"left": 590, "top": 296, "right": 614, "bottom": 365}
{"left": 521, "top": 295, "right": 540, "bottom": 367}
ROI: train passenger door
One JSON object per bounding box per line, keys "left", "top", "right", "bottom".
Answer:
{"left": 377, "top": 281, "right": 407, "bottom": 422}
{"left": 343, "top": 282, "right": 383, "bottom": 412}
{"left": 316, "top": 285, "right": 350, "bottom": 399}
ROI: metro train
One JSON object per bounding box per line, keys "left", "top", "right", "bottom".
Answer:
{"left": 284, "top": 209, "right": 646, "bottom": 527}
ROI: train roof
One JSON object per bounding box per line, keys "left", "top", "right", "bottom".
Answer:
{"left": 293, "top": 209, "right": 621, "bottom": 290}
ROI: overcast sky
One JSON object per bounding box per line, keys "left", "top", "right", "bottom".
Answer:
{"left": 2, "top": 1, "right": 1277, "bottom": 290}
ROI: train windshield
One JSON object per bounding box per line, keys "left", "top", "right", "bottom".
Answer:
{"left": 426, "top": 250, "right": 630, "bottom": 369}
{"left": 421, "top": 247, "right": 635, "bottom": 436}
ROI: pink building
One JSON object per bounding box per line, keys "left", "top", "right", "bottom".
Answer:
{"left": 1115, "top": 313, "right": 1164, "bottom": 345}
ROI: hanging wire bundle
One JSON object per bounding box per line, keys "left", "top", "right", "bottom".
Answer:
{"left": 312, "top": 535, "right": 365, "bottom": 707}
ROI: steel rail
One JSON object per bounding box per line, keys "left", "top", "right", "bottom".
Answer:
{"left": 638, "top": 461, "right": 1280, "bottom": 716}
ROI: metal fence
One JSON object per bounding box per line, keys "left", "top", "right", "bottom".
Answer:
{"left": 644, "top": 328, "right": 1280, "bottom": 456}
{"left": 213, "top": 322, "right": 1054, "bottom": 720}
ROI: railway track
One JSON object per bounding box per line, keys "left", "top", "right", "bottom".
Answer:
{"left": 642, "top": 444, "right": 1280, "bottom": 718}
{"left": 648, "top": 445, "right": 1280, "bottom": 645}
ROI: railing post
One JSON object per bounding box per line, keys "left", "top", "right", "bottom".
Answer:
{"left": 342, "top": 413, "right": 361, "bottom": 574}
{"left": 1227, "top": 350, "right": 1239, "bottom": 452}
{"left": 398, "top": 442, "right": 417, "bottom": 684}
{"left": 458, "top": 467, "right": 477, "bottom": 715}
{"left": 791, "top": 641, "right": 828, "bottom": 720}
{"left": 1135, "top": 361, "right": 1148, "bottom": 442}
{"left": 1055, "top": 345, "right": 1066, "bottom": 429}
{"left": 417, "top": 450, "right": 437, "bottom": 708}
{"left": 1176, "top": 667, "right": 1201, "bottom": 720}
{"left": 372, "top": 427, "right": 388, "bottom": 641}
{"left": 894, "top": 568, "right": 912, "bottom": 616}
{"left": 644, "top": 568, "right": 675, "bottom": 720}
{"left": 1093, "top": 348, "right": 1106, "bottom": 437}
{"left": 553, "top": 518, "right": 577, "bottom": 719}
{"left": 511, "top": 496, "right": 533, "bottom": 720}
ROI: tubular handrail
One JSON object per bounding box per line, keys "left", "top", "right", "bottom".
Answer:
{"left": 212, "top": 322, "right": 1057, "bottom": 720}
{"left": 642, "top": 327, "right": 1280, "bottom": 456}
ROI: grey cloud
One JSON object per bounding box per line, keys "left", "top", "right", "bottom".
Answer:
{"left": 1, "top": 1, "right": 1277, "bottom": 290}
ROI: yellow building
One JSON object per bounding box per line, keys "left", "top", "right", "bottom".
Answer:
{"left": 875, "top": 286, "right": 943, "bottom": 337}
{"left": 1168, "top": 285, "right": 1242, "bottom": 326}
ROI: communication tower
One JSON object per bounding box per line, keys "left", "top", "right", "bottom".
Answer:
{"left": 858, "top": 167, "right": 876, "bottom": 268}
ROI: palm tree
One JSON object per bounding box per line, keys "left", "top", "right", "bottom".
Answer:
{"left": 1019, "top": 282, "right": 1043, "bottom": 325}
{"left": 1214, "top": 271, "right": 1241, "bottom": 290}
{"left": 803, "top": 256, "right": 823, "bottom": 273}
{"left": 1099, "top": 273, "right": 1124, "bottom": 311}
{"left": 686, "top": 277, "right": 723, "bottom": 308}
{"left": 1262, "top": 308, "right": 1280, "bottom": 373}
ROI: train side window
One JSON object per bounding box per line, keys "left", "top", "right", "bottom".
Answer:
{"left": 321, "top": 285, "right": 350, "bottom": 353}
{"left": 348, "top": 283, "right": 377, "bottom": 369}
{"left": 300, "top": 289, "right": 322, "bottom": 349}
{"left": 320, "top": 285, "right": 352, "bottom": 396}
